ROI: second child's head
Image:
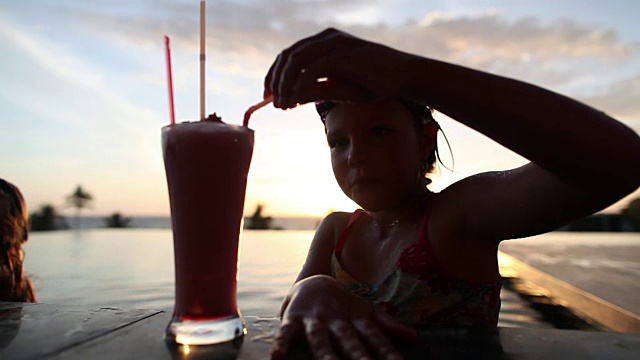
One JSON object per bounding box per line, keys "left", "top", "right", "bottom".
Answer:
{"left": 317, "top": 99, "right": 439, "bottom": 211}
{"left": 0, "top": 178, "right": 36, "bottom": 302}
{"left": 0, "top": 179, "right": 28, "bottom": 246}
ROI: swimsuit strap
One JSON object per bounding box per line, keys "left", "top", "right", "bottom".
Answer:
{"left": 418, "top": 206, "right": 442, "bottom": 266}
{"left": 337, "top": 206, "right": 433, "bottom": 256}
{"left": 335, "top": 209, "right": 365, "bottom": 256}
{"left": 417, "top": 206, "right": 432, "bottom": 248}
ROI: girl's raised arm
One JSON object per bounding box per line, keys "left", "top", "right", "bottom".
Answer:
{"left": 402, "top": 49, "right": 639, "bottom": 241}
{"left": 265, "top": 28, "right": 640, "bottom": 241}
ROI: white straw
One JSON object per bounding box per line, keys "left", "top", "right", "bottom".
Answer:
{"left": 200, "top": 0, "right": 206, "bottom": 120}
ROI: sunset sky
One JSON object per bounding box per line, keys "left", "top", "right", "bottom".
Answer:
{"left": 1, "top": 0, "right": 639, "bottom": 217}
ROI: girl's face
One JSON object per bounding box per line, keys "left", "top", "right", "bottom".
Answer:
{"left": 325, "top": 100, "right": 432, "bottom": 211}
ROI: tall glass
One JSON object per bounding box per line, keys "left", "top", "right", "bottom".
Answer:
{"left": 162, "top": 118, "right": 254, "bottom": 345}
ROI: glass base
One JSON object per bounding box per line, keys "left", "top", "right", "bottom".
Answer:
{"left": 165, "top": 313, "right": 246, "bottom": 345}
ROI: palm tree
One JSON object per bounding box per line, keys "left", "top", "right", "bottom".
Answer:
{"left": 66, "top": 185, "right": 93, "bottom": 229}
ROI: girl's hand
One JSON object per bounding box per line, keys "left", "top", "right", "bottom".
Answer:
{"left": 270, "top": 275, "right": 417, "bottom": 360}
{"left": 264, "top": 28, "right": 419, "bottom": 109}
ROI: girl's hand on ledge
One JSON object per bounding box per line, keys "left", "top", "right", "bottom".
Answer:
{"left": 270, "top": 275, "right": 417, "bottom": 360}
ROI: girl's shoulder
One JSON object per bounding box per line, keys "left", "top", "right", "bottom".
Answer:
{"left": 319, "top": 211, "right": 355, "bottom": 237}
{"left": 295, "top": 211, "right": 356, "bottom": 280}
{"left": 314, "top": 210, "right": 361, "bottom": 252}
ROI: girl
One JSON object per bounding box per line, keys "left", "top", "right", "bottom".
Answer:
{"left": 0, "top": 178, "right": 36, "bottom": 303}
{"left": 264, "top": 28, "right": 640, "bottom": 360}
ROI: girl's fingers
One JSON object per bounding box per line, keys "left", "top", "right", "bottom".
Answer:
{"left": 269, "top": 28, "right": 356, "bottom": 109}
{"left": 270, "top": 52, "right": 287, "bottom": 108}
{"left": 304, "top": 318, "right": 338, "bottom": 360}
{"left": 266, "top": 28, "right": 374, "bottom": 109}
{"left": 263, "top": 55, "right": 279, "bottom": 99}
{"left": 353, "top": 318, "right": 404, "bottom": 360}
{"left": 265, "top": 28, "right": 411, "bottom": 108}
{"left": 328, "top": 319, "right": 373, "bottom": 360}
{"left": 285, "top": 50, "right": 379, "bottom": 107}
{"left": 270, "top": 319, "right": 302, "bottom": 360}
{"left": 288, "top": 56, "right": 379, "bottom": 108}
{"left": 276, "top": 30, "right": 348, "bottom": 106}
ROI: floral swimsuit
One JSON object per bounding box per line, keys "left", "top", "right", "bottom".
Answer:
{"left": 330, "top": 209, "right": 502, "bottom": 327}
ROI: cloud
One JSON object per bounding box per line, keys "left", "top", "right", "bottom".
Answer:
{"left": 7, "top": 0, "right": 640, "bottom": 126}
{"left": 3, "top": 1, "right": 638, "bottom": 216}
{"left": 416, "top": 12, "right": 631, "bottom": 60}
{"left": 581, "top": 75, "right": 640, "bottom": 125}
{"left": 0, "top": 17, "right": 165, "bottom": 168}
{"left": 39, "top": 0, "right": 370, "bottom": 79}
{"left": 40, "top": 2, "right": 635, "bottom": 78}
{"left": 33, "top": 1, "right": 638, "bottom": 128}
{"left": 339, "top": 13, "right": 637, "bottom": 95}
{"left": 0, "top": 20, "right": 103, "bottom": 92}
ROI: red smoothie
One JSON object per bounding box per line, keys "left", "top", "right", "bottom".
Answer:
{"left": 162, "top": 115, "right": 254, "bottom": 320}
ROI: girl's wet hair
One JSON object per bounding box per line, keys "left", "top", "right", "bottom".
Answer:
{"left": 316, "top": 100, "right": 436, "bottom": 126}
{"left": 315, "top": 100, "right": 452, "bottom": 182}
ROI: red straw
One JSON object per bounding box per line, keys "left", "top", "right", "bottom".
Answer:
{"left": 243, "top": 95, "right": 273, "bottom": 127}
{"left": 165, "top": 35, "right": 176, "bottom": 125}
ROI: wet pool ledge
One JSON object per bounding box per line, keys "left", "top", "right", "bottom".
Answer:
{"left": 0, "top": 302, "right": 638, "bottom": 359}
{"left": 498, "top": 250, "right": 640, "bottom": 333}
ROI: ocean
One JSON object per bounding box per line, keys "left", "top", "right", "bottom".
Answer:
{"left": 23, "top": 229, "right": 314, "bottom": 317}
{"left": 57, "top": 216, "right": 321, "bottom": 231}
{"left": 22, "top": 228, "right": 639, "bottom": 323}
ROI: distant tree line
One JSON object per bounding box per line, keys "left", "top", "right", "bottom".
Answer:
{"left": 621, "top": 198, "right": 640, "bottom": 231}
{"left": 29, "top": 185, "right": 131, "bottom": 231}
{"left": 25, "top": 185, "right": 640, "bottom": 233}
{"left": 30, "top": 204, "right": 68, "bottom": 231}
{"left": 557, "top": 198, "right": 640, "bottom": 232}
